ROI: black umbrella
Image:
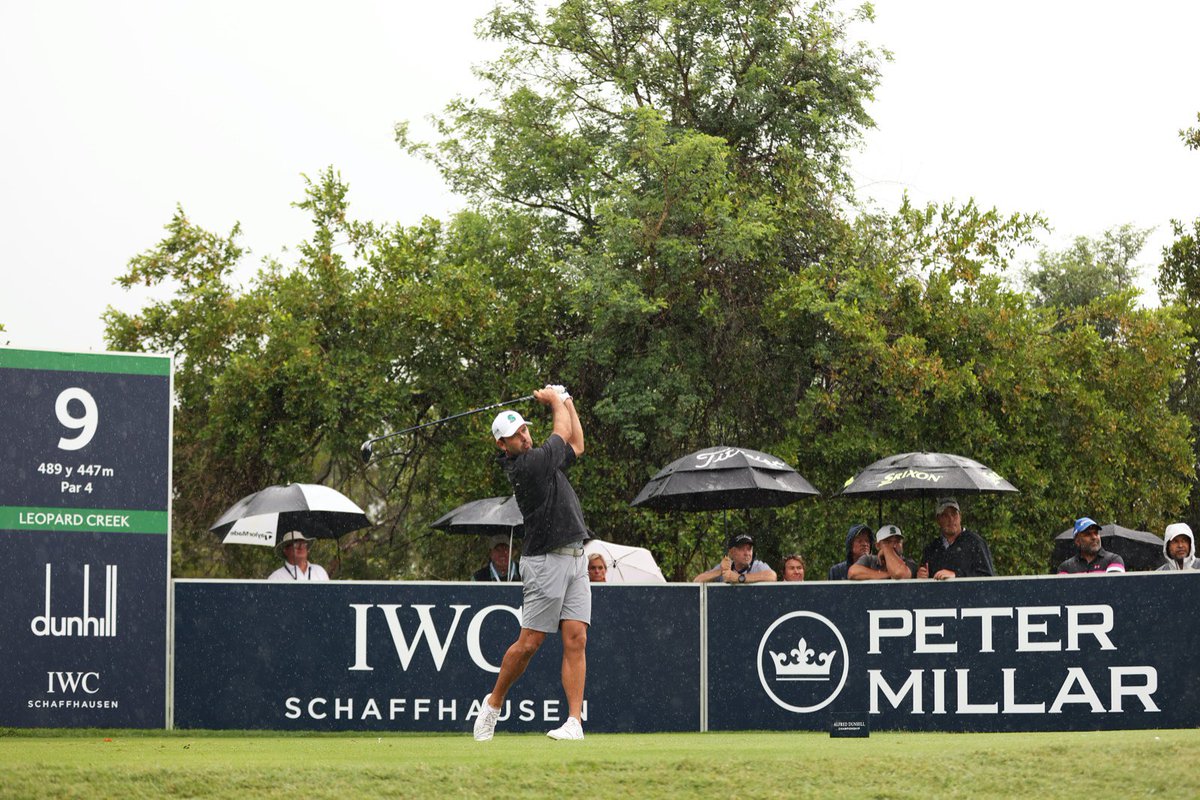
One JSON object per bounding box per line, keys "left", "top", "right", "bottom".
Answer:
{"left": 210, "top": 483, "right": 370, "bottom": 547}
{"left": 1052, "top": 524, "right": 1165, "bottom": 572}
{"left": 838, "top": 452, "right": 1018, "bottom": 500}
{"left": 631, "top": 446, "right": 819, "bottom": 512}
{"left": 430, "top": 496, "right": 524, "bottom": 537}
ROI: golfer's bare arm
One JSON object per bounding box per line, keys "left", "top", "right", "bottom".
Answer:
{"left": 562, "top": 396, "right": 584, "bottom": 456}
{"left": 879, "top": 544, "right": 912, "bottom": 580}
{"left": 534, "top": 387, "right": 579, "bottom": 455}
{"left": 848, "top": 562, "right": 887, "bottom": 580}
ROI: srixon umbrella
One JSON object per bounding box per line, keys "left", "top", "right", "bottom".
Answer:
{"left": 430, "top": 495, "right": 524, "bottom": 537}
{"left": 838, "top": 452, "right": 1018, "bottom": 500}
{"left": 1051, "top": 524, "right": 1166, "bottom": 572}
{"left": 210, "top": 483, "right": 370, "bottom": 546}
{"left": 631, "top": 446, "right": 819, "bottom": 512}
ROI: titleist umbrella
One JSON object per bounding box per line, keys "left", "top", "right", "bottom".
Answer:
{"left": 430, "top": 495, "right": 524, "bottom": 537}
{"left": 210, "top": 483, "right": 370, "bottom": 546}
{"left": 837, "top": 452, "right": 1018, "bottom": 500}
{"left": 631, "top": 446, "right": 819, "bottom": 511}
{"left": 1051, "top": 524, "right": 1165, "bottom": 572}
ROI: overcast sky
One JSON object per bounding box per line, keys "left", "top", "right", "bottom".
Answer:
{"left": 2, "top": 1, "right": 1197, "bottom": 354}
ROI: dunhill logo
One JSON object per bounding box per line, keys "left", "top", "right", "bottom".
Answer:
{"left": 30, "top": 564, "right": 118, "bottom": 638}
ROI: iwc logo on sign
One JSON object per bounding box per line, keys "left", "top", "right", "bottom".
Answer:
{"left": 756, "top": 611, "right": 849, "bottom": 713}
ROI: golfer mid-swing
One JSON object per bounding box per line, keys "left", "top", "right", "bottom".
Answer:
{"left": 473, "top": 384, "right": 590, "bottom": 741}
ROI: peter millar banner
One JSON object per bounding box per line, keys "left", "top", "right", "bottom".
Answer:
{"left": 708, "top": 572, "right": 1197, "bottom": 732}
{"left": 173, "top": 581, "right": 701, "bottom": 732}
{"left": 0, "top": 348, "right": 171, "bottom": 727}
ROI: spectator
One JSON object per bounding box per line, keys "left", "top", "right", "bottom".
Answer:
{"left": 1057, "top": 517, "right": 1125, "bottom": 574}
{"left": 1157, "top": 523, "right": 1199, "bottom": 571}
{"left": 268, "top": 531, "right": 330, "bottom": 581}
{"left": 472, "top": 534, "right": 520, "bottom": 582}
{"left": 828, "top": 524, "right": 872, "bottom": 580}
{"left": 849, "top": 524, "right": 917, "bottom": 580}
{"left": 587, "top": 553, "right": 607, "bottom": 582}
{"left": 693, "top": 533, "right": 777, "bottom": 584}
{"left": 917, "top": 497, "right": 995, "bottom": 580}
{"left": 781, "top": 553, "right": 806, "bottom": 582}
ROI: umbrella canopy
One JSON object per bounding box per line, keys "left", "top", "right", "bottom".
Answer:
{"left": 210, "top": 483, "right": 370, "bottom": 547}
{"left": 584, "top": 538, "right": 666, "bottom": 584}
{"left": 430, "top": 495, "right": 524, "bottom": 537}
{"left": 1052, "top": 524, "right": 1166, "bottom": 572}
{"left": 838, "top": 452, "right": 1018, "bottom": 500}
{"left": 630, "top": 446, "right": 819, "bottom": 512}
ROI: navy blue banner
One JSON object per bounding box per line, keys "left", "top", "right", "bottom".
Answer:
{"left": 0, "top": 348, "right": 171, "bottom": 728}
{"left": 708, "top": 573, "right": 1199, "bottom": 732}
{"left": 173, "top": 582, "right": 701, "bottom": 733}
{"left": 0, "top": 533, "right": 167, "bottom": 726}
{"left": 0, "top": 363, "right": 170, "bottom": 510}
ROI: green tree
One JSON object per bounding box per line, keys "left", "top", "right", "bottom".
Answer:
{"left": 107, "top": 3, "right": 1195, "bottom": 583}
{"left": 1182, "top": 111, "right": 1200, "bottom": 151}
{"left": 1023, "top": 224, "right": 1152, "bottom": 310}
{"left": 1156, "top": 114, "right": 1200, "bottom": 527}
{"left": 105, "top": 170, "right": 568, "bottom": 579}
{"left": 400, "top": 0, "right": 886, "bottom": 577}
{"left": 765, "top": 199, "right": 1190, "bottom": 575}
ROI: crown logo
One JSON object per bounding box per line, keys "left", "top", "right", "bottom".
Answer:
{"left": 770, "top": 638, "right": 836, "bottom": 681}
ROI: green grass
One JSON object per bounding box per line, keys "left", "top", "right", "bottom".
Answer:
{"left": 0, "top": 728, "right": 1196, "bottom": 799}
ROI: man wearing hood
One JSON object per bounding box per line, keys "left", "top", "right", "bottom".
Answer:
{"left": 1157, "top": 522, "right": 1199, "bottom": 571}
{"left": 828, "top": 523, "right": 872, "bottom": 581}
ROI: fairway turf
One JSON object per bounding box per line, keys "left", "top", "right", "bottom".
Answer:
{"left": 1, "top": 728, "right": 1197, "bottom": 799}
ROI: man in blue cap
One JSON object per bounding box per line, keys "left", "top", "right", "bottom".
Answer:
{"left": 1057, "top": 517, "right": 1126, "bottom": 574}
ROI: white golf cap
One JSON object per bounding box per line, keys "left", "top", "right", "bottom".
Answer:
{"left": 935, "top": 496, "right": 960, "bottom": 515}
{"left": 491, "top": 411, "right": 528, "bottom": 440}
{"left": 875, "top": 524, "right": 902, "bottom": 543}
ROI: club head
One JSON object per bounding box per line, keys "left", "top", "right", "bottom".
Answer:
{"left": 360, "top": 440, "right": 373, "bottom": 464}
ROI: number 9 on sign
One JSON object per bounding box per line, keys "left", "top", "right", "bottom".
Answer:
{"left": 56, "top": 387, "right": 98, "bottom": 451}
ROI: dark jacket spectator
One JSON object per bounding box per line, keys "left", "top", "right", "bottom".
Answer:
{"left": 828, "top": 523, "right": 871, "bottom": 580}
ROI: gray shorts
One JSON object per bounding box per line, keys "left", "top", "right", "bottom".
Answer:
{"left": 519, "top": 546, "right": 592, "bottom": 633}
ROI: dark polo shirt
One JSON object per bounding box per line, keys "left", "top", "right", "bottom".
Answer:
{"left": 498, "top": 433, "right": 587, "bottom": 557}
{"left": 1057, "top": 549, "right": 1126, "bottom": 574}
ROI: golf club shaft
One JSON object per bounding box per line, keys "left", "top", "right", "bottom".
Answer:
{"left": 360, "top": 395, "right": 534, "bottom": 463}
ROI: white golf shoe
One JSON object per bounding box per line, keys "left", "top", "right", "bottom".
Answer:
{"left": 473, "top": 694, "right": 502, "bottom": 741}
{"left": 546, "top": 716, "right": 584, "bottom": 740}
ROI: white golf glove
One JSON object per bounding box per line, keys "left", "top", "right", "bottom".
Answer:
{"left": 548, "top": 383, "right": 571, "bottom": 401}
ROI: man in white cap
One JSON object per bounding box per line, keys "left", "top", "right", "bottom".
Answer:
{"left": 268, "top": 531, "right": 330, "bottom": 581}
{"left": 1156, "top": 522, "right": 1198, "bottom": 571}
{"left": 472, "top": 534, "right": 520, "bottom": 582}
{"left": 473, "top": 384, "right": 590, "bottom": 742}
{"left": 849, "top": 524, "right": 917, "bottom": 580}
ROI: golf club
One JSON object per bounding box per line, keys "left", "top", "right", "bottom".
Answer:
{"left": 360, "top": 395, "right": 534, "bottom": 463}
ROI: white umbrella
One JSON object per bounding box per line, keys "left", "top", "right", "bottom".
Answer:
{"left": 584, "top": 539, "right": 666, "bottom": 583}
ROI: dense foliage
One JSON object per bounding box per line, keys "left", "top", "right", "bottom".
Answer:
{"left": 105, "top": 2, "right": 1195, "bottom": 580}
